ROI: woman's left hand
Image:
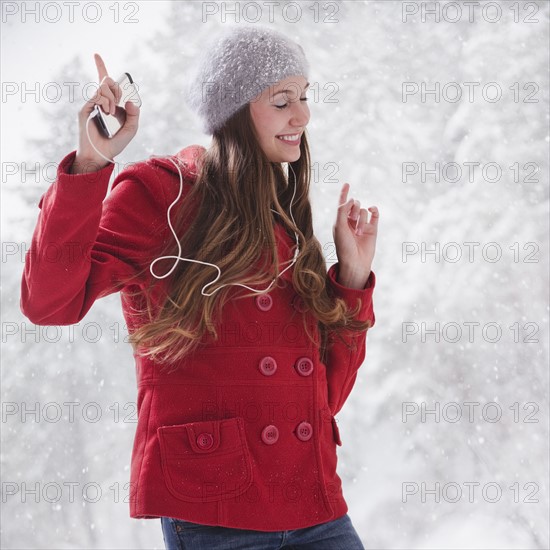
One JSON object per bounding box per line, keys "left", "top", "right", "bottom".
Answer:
{"left": 332, "top": 182, "right": 379, "bottom": 289}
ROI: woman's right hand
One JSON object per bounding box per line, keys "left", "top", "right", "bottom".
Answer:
{"left": 72, "top": 53, "right": 140, "bottom": 174}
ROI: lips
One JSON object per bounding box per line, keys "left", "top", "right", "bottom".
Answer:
{"left": 276, "top": 132, "right": 301, "bottom": 145}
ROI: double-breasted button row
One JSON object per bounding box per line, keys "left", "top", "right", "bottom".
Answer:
{"left": 261, "top": 422, "right": 313, "bottom": 444}
{"left": 257, "top": 356, "right": 314, "bottom": 377}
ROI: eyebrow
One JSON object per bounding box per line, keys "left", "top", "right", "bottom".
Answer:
{"left": 273, "top": 82, "right": 310, "bottom": 96}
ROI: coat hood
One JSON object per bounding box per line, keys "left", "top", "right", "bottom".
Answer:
{"left": 146, "top": 144, "right": 207, "bottom": 181}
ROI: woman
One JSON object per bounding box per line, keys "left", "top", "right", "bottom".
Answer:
{"left": 21, "top": 25, "right": 378, "bottom": 550}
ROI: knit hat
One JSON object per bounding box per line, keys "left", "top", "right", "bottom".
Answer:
{"left": 184, "top": 25, "right": 309, "bottom": 135}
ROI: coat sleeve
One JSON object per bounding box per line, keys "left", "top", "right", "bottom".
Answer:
{"left": 20, "top": 150, "right": 172, "bottom": 326}
{"left": 324, "top": 263, "right": 376, "bottom": 416}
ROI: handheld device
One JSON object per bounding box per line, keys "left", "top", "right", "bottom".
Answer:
{"left": 93, "top": 72, "right": 141, "bottom": 138}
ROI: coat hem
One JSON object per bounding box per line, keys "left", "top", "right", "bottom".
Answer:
{"left": 129, "top": 499, "right": 349, "bottom": 532}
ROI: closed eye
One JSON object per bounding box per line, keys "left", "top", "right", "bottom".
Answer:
{"left": 275, "top": 97, "right": 309, "bottom": 110}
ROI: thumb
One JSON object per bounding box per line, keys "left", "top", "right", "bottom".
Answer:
{"left": 120, "top": 101, "right": 140, "bottom": 134}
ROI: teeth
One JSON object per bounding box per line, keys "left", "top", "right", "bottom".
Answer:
{"left": 277, "top": 134, "right": 300, "bottom": 141}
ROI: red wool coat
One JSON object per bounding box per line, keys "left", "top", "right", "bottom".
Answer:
{"left": 20, "top": 145, "right": 376, "bottom": 532}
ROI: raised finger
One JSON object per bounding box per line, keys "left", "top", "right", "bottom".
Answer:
{"left": 338, "top": 182, "right": 350, "bottom": 209}
{"left": 94, "top": 53, "right": 109, "bottom": 82}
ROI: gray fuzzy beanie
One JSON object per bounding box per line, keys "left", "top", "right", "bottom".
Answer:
{"left": 184, "top": 25, "right": 309, "bottom": 135}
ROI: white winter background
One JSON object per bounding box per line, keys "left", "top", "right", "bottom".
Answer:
{"left": 1, "top": 1, "right": 549, "bottom": 549}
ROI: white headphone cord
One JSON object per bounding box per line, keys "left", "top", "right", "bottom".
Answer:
{"left": 85, "top": 110, "right": 301, "bottom": 296}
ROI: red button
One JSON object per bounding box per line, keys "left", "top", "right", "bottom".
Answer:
{"left": 295, "top": 357, "right": 314, "bottom": 376}
{"left": 255, "top": 293, "right": 273, "bottom": 311}
{"left": 261, "top": 425, "right": 279, "bottom": 445}
{"left": 196, "top": 432, "right": 214, "bottom": 450}
{"left": 296, "top": 421, "right": 313, "bottom": 441}
{"left": 259, "top": 356, "right": 277, "bottom": 376}
{"left": 292, "top": 295, "right": 308, "bottom": 313}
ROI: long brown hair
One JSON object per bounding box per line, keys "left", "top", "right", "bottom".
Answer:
{"left": 123, "top": 103, "right": 372, "bottom": 370}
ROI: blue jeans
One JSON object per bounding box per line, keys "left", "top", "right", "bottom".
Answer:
{"left": 161, "top": 513, "right": 365, "bottom": 549}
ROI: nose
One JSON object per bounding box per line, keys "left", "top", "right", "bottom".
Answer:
{"left": 290, "top": 100, "right": 310, "bottom": 128}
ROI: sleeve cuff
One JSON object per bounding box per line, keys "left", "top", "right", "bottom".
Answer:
{"left": 38, "top": 151, "right": 115, "bottom": 209}
{"left": 326, "top": 262, "right": 376, "bottom": 323}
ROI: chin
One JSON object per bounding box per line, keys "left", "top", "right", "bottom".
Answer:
{"left": 266, "top": 141, "right": 302, "bottom": 163}
{"left": 273, "top": 151, "right": 301, "bottom": 163}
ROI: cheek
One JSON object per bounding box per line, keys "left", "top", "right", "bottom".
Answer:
{"left": 263, "top": 113, "right": 281, "bottom": 137}
{"left": 250, "top": 104, "right": 284, "bottom": 144}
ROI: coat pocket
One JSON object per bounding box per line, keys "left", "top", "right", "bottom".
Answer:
{"left": 157, "top": 416, "right": 253, "bottom": 503}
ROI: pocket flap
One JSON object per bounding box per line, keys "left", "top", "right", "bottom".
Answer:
{"left": 186, "top": 420, "right": 221, "bottom": 453}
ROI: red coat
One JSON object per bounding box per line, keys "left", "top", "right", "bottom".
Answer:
{"left": 20, "top": 146, "right": 376, "bottom": 532}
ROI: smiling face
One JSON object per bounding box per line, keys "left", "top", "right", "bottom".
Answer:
{"left": 249, "top": 75, "right": 310, "bottom": 163}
